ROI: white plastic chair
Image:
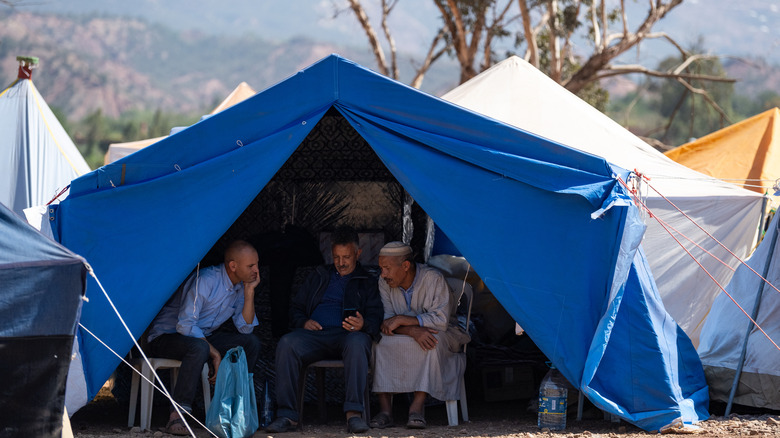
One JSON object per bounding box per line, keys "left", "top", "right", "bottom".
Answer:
{"left": 127, "top": 358, "right": 211, "bottom": 431}
{"left": 444, "top": 276, "right": 474, "bottom": 426}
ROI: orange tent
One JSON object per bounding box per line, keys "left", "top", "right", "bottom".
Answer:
{"left": 104, "top": 82, "right": 256, "bottom": 164}
{"left": 665, "top": 108, "right": 780, "bottom": 199}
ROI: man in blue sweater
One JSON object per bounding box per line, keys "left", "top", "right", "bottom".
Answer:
{"left": 266, "top": 226, "right": 382, "bottom": 434}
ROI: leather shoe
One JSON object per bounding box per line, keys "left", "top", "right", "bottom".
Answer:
{"left": 265, "top": 416, "right": 297, "bottom": 433}
{"left": 348, "top": 416, "right": 370, "bottom": 433}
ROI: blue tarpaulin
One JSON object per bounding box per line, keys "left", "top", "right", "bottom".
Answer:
{"left": 52, "top": 55, "right": 708, "bottom": 431}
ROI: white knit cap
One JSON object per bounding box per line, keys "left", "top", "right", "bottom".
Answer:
{"left": 378, "top": 241, "right": 412, "bottom": 257}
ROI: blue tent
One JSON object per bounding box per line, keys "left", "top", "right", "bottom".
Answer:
{"left": 0, "top": 202, "right": 86, "bottom": 437}
{"left": 51, "top": 55, "right": 708, "bottom": 431}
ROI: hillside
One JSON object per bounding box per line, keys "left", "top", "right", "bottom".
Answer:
{"left": 2, "top": 8, "right": 779, "bottom": 150}
{"left": 0, "top": 11, "right": 411, "bottom": 119}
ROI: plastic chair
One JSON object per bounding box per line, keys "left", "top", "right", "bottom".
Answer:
{"left": 444, "top": 276, "right": 474, "bottom": 426}
{"left": 127, "top": 358, "right": 211, "bottom": 431}
{"left": 296, "top": 359, "right": 371, "bottom": 424}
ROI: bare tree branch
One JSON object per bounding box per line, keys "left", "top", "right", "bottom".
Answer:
{"left": 564, "top": 0, "right": 683, "bottom": 93}
{"left": 518, "top": 0, "right": 539, "bottom": 67}
{"left": 527, "top": 8, "right": 551, "bottom": 64}
{"left": 482, "top": 0, "right": 515, "bottom": 72}
{"left": 410, "top": 28, "right": 450, "bottom": 89}
{"left": 347, "top": 0, "right": 389, "bottom": 76}
{"left": 437, "top": 0, "right": 467, "bottom": 67}
{"left": 380, "top": 0, "right": 399, "bottom": 79}
{"left": 561, "top": 1, "right": 582, "bottom": 69}
{"left": 661, "top": 89, "right": 689, "bottom": 141}
{"left": 548, "top": 0, "right": 561, "bottom": 82}
{"left": 620, "top": 0, "right": 628, "bottom": 38}
{"left": 593, "top": 64, "right": 736, "bottom": 83}
{"left": 675, "top": 77, "right": 733, "bottom": 125}
{"left": 600, "top": 0, "right": 607, "bottom": 52}
{"left": 590, "top": 1, "right": 601, "bottom": 51}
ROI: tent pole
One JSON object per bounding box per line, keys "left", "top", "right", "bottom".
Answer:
{"left": 755, "top": 195, "right": 769, "bottom": 248}
{"left": 402, "top": 190, "right": 413, "bottom": 245}
{"left": 725, "top": 215, "right": 779, "bottom": 415}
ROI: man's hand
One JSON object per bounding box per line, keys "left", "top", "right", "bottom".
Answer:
{"left": 245, "top": 266, "right": 261, "bottom": 291}
{"left": 407, "top": 326, "right": 439, "bottom": 351}
{"left": 380, "top": 315, "right": 418, "bottom": 335}
{"left": 304, "top": 319, "right": 322, "bottom": 331}
{"left": 207, "top": 342, "right": 222, "bottom": 385}
{"left": 241, "top": 266, "right": 260, "bottom": 325}
{"left": 342, "top": 310, "right": 364, "bottom": 332}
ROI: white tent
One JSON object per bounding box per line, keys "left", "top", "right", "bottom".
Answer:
{"left": 441, "top": 56, "right": 766, "bottom": 346}
{"left": 104, "top": 82, "right": 256, "bottom": 164}
{"left": 697, "top": 212, "right": 780, "bottom": 409}
{"left": 0, "top": 58, "right": 90, "bottom": 215}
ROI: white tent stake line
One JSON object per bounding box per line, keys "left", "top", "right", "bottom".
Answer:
{"left": 644, "top": 179, "right": 780, "bottom": 297}
{"left": 77, "top": 323, "right": 216, "bottom": 437}
{"left": 84, "top": 267, "right": 214, "bottom": 437}
{"left": 617, "top": 178, "right": 780, "bottom": 353}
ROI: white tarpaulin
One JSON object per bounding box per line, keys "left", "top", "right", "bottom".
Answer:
{"left": 0, "top": 73, "right": 90, "bottom": 215}
{"left": 697, "top": 212, "right": 780, "bottom": 409}
{"left": 442, "top": 56, "right": 765, "bottom": 346}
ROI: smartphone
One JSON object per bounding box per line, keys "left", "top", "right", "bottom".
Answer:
{"left": 342, "top": 308, "right": 357, "bottom": 320}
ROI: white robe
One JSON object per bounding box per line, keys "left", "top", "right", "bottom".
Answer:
{"left": 372, "top": 264, "right": 467, "bottom": 401}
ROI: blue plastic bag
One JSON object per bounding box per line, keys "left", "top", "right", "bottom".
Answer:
{"left": 205, "top": 346, "right": 259, "bottom": 438}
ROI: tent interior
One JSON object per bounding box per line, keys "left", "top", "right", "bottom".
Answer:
{"left": 114, "top": 106, "right": 548, "bottom": 418}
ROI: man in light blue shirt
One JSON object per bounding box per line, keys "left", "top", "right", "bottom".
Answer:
{"left": 147, "top": 240, "right": 261, "bottom": 435}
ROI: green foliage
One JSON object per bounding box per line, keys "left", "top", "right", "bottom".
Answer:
{"left": 649, "top": 52, "right": 734, "bottom": 144}
{"left": 59, "top": 106, "right": 201, "bottom": 169}
{"left": 577, "top": 81, "right": 609, "bottom": 112}
{"left": 607, "top": 88, "right": 668, "bottom": 138}
{"left": 608, "top": 60, "right": 779, "bottom": 147}
{"left": 732, "top": 90, "right": 780, "bottom": 116}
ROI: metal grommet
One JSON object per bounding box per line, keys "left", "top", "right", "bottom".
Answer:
{"left": 302, "top": 120, "right": 307, "bottom": 125}
{"left": 237, "top": 140, "right": 244, "bottom": 147}
{"left": 174, "top": 164, "right": 182, "bottom": 171}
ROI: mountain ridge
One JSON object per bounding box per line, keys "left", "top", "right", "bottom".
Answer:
{"left": 2, "top": 7, "right": 778, "bottom": 125}
{"left": 2, "top": 10, "right": 454, "bottom": 120}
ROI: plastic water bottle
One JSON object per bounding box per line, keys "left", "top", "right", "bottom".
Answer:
{"left": 538, "top": 364, "right": 567, "bottom": 430}
{"left": 260, "top": 379, "right": 274, "bottom": 428}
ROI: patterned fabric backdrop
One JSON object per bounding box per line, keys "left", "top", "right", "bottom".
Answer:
{"left": 201, "top": 108, "right": 434, "bottom": 411}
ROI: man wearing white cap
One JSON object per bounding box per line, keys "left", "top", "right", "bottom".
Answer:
{"left": 370, "top": 241, "right": 468, "bottom": 430}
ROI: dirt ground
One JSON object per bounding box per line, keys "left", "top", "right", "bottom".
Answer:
{"left": 68, "top": 389, "right": 780, "bottom": 438}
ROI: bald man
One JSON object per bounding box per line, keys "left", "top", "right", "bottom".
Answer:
{"left": 147, "top": 240, "right": 262, "bottom": 435}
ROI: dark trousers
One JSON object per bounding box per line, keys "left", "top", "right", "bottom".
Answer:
{"left": 149, "top": 330, "right": 261, "bottom": 412}
{"left": 274, "top": 327, "right": 371, "bottom": 421}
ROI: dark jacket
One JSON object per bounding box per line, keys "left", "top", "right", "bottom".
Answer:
{"left": 289, "top": 264, "right": 383, "bottom": 340}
